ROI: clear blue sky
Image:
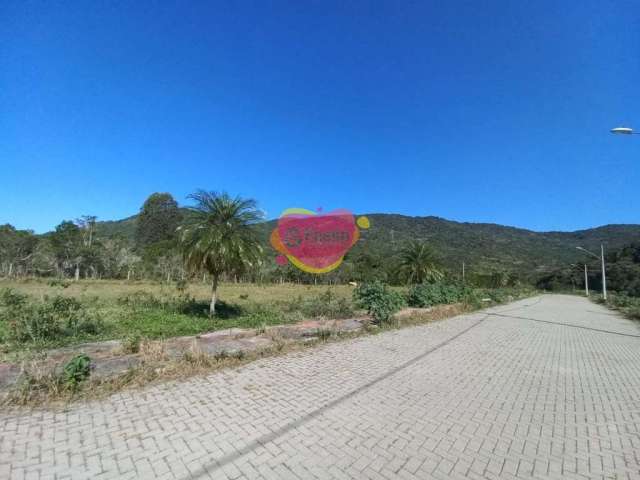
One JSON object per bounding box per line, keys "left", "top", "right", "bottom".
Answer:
{"left": 1, "top": 1, "right": 638, "bottom": 233}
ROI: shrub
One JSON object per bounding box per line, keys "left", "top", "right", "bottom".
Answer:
{"left": 303, "top": 290, "right": 354, "bottom": 319}
{"left": 0, "top": 292, "right": 102, "bottom": 343}
{"left": 118, "top": 291, "right": 204, "bottom": 316}
{"left": 62, "top": 354, "right": 91, "bottom": 390}
{"left": 288, "top": 289, "right": 355, "bottom": 319}
{"left": 604, "top": 293, "right": 640, "bottom": 320}
{"left": 117, "top": 291, "right": 161, "bottom": 309}
{"left": 353, "top": 282, "right": 406, "bottom": 323}
{"left": 240, "top": 307, "right": 282, "bottom": 328}
{"left": 0, "top": 288, "right": 29, "bottom": 307}
{"left": 407, "top": 282, "right": 476, "bottom": 307}
{"left": 2, "top": 300, "right": 60, "bottom": 343}
{"left": 48, "top": 279, "right": 71, "bottom": 288}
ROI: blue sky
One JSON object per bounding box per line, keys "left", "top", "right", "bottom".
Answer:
{"left": 1, "top": 1, "right": 638, "bottom": 233}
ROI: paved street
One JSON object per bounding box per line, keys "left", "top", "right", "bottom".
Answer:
{"left": 2, "top": 294, "right": 640, "bottom": 480}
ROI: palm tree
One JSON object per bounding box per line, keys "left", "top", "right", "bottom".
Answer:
{"left": 179, "top": 191, "right": 264, "bottom": 317}
{"left": 397, "top": 240, "right": 444, "bottom": 284}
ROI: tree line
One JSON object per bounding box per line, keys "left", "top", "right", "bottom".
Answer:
{"left": 0, "top": 193, "right": 181, "bottom": 281}
{"left": 536, "top": 243, "right": 640, "bottom": 297}
{"left": 1, "top": 191, "right": 464, "bottom": 287}
{"left": 12, "top": 190, "right": 637, "bottom": 297}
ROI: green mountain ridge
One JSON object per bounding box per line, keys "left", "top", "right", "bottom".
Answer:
{"left": 93, "top": 212, "right": 640, "bottom": 277}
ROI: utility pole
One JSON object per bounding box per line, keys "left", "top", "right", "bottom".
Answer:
{"left": 576, "top": 245, "right": 607, "bottom": 300}
{"left": 601, "top": 244, "right": 607, "bottom": 300}
{"left": 462, "top": 262, "right": 465, "bottom": 283}
{"left": 583, "top": 264, "right": 589, "bottom": 297}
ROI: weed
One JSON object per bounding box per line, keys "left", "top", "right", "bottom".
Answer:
{"left": 0, "top": 293, "right": 103, "bottom": 343}
{"left": 290, "top": 288, "right": 355, "bottom": 319}
{"left": 47, "top": 279, "right": 71, "bottom": 288}
{"left": 121, "top": 334, "right": 142, "bottom": 354}
{"left": 62, "top": 354, "right": 92, "bottom": 391}
{"left": 316, "top": 328, "right": 333, "bottom": 341}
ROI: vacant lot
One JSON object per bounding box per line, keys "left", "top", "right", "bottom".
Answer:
{"left": 0, "top": 279, "right": 356, "bottom": 360}
{"left": 0, "top": 278, "right": 535, "bottom": 364}
{"left": 0, "top": 279, "right": 354, "bottom": 304}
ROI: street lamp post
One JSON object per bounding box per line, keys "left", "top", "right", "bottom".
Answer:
{"left": 570, "top": 263, "right": 589, "bottom": 297}
{"left": 576, "top": 245, "right": 607, "bottom": 300}
{"left": 584, "top": 263, "right": 589, "bottom": 297}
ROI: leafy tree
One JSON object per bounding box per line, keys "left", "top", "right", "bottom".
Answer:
{"left": 76, "top": 215, "right": 97, "bottom": 247}
{"left": 179, "top": 191, "right": 263, "bottom": 316}
{"left": 29, "top": 238, "right": 57, "bottom": 276}
{"left": 115, "top": 244, "right": 141, "bottom": 280}
{"left": 135, "top": 193, "right": 181, "bottom": 249}
{"left": 49, "top": 221, "right": 83, "bottom": 280}
{"left": 0, "top": 224, "right": 37, "bottom": 277}
{"left": 347, "top": 249, "right": 388, "bottom": 283}
{"left": 396, "top": 240, "right": 444, "bottom": 284}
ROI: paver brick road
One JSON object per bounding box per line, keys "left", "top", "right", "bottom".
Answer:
{"left": 2, "top": 294, "right": 640, "bottom": 479}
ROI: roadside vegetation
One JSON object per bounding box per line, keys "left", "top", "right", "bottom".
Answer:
{"left": 0, "top": 279, "right": 537, "bottom": 358}
{"left": 0, "top": 281, "right": 357, "bottom": 360}
{"left": 594, "top": 293, "right": 640, "bottom": 320}
{"left": 1, "top": 279, "right": 536, "bottom": 406}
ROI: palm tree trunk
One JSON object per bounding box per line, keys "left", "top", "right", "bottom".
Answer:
{"left": 209, "top": 274, "right": 219, "bottom": 317}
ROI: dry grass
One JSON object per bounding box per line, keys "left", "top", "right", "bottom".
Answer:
{"left": 0, "top": 279, "right": 359, "bottom": 358}
{"left": 0, "top": 278, "right": 354, "bottom": 305}
{"left": 392, "top": 303, "right": 471, "bottom": 326}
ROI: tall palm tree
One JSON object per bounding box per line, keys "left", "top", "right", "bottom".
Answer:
{"left": 179, "top": 191, "right": 264, "bottom": 317}
{"left": 397, "top": 240, "right": 444, "bottom": 284}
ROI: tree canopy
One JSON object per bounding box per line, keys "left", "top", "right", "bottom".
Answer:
{"left": 179, "top": 191, "right": 264, "bottom": 315}
{"left": 135, "top": 192, "right": 182, "bottom": 249}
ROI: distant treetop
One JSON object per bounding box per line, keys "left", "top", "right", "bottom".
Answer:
{"left": 135, "top": 193, "right": 182, "bottom": 249}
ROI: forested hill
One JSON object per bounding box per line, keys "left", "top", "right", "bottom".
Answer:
{"left": 94, "top": 211, "right": 640, "bottom": 277}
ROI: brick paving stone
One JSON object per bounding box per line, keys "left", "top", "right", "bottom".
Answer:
{"left": 2, "top": 295, "right": 640, "bottom": 479}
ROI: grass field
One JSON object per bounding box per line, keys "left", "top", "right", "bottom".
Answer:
{"left": 0, "top": 279, "right": 354, "bottom": 304}
{"left": 0, "top": 278, "right": 538, "bottom": 363}
{"left": 0, "top": 279, "right": 357, "bottom": 359}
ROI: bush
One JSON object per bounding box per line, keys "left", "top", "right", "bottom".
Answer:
{"left": 295, "top": 289, "right": 355, "bottom": 319}
{"left": 353, "top": 282, "right": 406, "bottom": 323}
{"left": 240, "top": 307, "right": 282, "bottom": 328}
{"left": 0, "top": 291, "right": 102, "bottom": 343}
{"left": 118, "top": 291, "right": 204, "bottom": 316}
{"left": 118, "top": 291, "right": 161, "bottom": 309}
{"left": 407, "top": 282, "right": 475, "bottom": 307}
{"left": 62, "top": 354, "right": 91, "bottom": 390}
{"left": 1, "top": 300, "right": 60, "bottom": 343}
{"left": 604, "top": 293, "right": 640, "bottom": 320}
{"left": 0, "top": 288, "right": 29, "bottom": 307}
{"left": 48, "top": 279, "right": 71, "bottom": 288}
